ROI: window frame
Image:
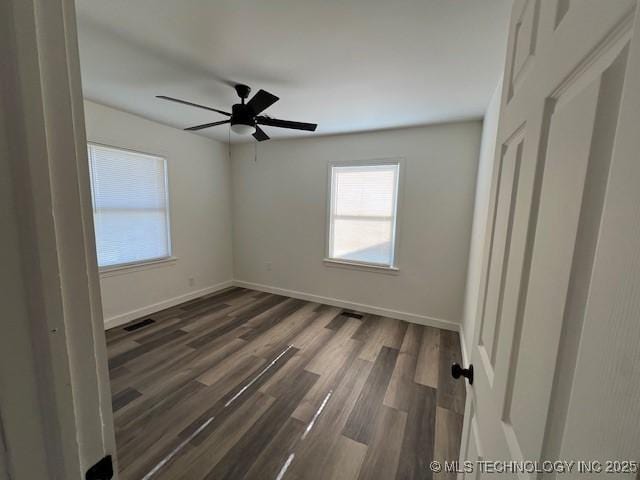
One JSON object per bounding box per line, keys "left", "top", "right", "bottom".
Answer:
{"left": 324, "top": 158, "right": 403, "bottom": 272}
{"left": 87, "top": 142, "right": 174, "bottom": 273}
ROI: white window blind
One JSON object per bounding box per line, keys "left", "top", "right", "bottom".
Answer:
{"left": 87, "top": 144, "right": 171, "bottom": 268}
{"left": 328, "top": 162, "right": 400, "bottom": 267}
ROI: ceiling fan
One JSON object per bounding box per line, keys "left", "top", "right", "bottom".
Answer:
{"left": 156, "top": 84, "right": 317, "bottom": 141}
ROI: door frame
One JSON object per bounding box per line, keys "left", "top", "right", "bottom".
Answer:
{"left": 0, "top": 0, "right": 116, "bottom": 478}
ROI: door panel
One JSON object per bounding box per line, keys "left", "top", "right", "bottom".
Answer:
{"left": 465, "top": 0, "right": 638, "bottom": 475}
{"left": 506, "top": 73, "right": 604, "bottom": 460}
{"left": 554, "top": 30, "right": 640, "bottom": 466}
{"left": 479, "top": 136, "right": 523, "bottom": 372}
{"left": 508, "top": 0, "right": 540, "bottom": 100}
{"left": 541, "top": 43, "right": 631, "bottom": 465}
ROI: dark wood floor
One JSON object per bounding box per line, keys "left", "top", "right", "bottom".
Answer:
{"left": 107, "top": 287, "right": 465, "bottom": 480}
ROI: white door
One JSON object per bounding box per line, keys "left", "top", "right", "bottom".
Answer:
{"left": 461, "top": 0, "right": 640, "bottom": 477}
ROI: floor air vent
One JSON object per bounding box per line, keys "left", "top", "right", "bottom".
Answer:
{"left": 124, "top": 318, "right": 155, "bottom": 331}
{"left": 340, "top": 311, "right": 363, "bottom": 319}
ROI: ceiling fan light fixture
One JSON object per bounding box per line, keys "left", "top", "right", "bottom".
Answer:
{"left": 230, "top": 123, "right": 257, "bottom": 135}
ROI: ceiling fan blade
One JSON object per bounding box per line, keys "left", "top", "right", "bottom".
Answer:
{"left": 156, "top": 95, "right": 231, "bottom": 116}
{"left": 184, "top": 119, "right": 230, "bottom": 131}
{"left": 257, "top": 117, "right": 317, "bottom": 131}
{"left": 253, "top": 125, "right": 270, "bottom": 142}
{"left": 246, "top": 89, "right": 279, "bottom": 115}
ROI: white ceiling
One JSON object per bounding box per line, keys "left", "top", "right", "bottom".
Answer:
{"left": 76, "top": 0, "right": 512, "bottom": 143}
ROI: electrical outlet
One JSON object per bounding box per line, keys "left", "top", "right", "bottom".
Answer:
{"left": 266, "top": 262, "right": 272, "bottom": 272}
{"left": 188, "top": 277, "right": 195, "bottom": 287}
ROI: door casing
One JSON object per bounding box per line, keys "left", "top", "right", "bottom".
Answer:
{"left": 0, "top": 0, "right": 117, "bottom": 478}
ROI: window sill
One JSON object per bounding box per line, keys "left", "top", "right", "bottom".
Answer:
{"left": 99, "top": 256, "right": 178, "bottom": 278}
{"left": 323, "top": 258, "right": 400, "bottom": 275}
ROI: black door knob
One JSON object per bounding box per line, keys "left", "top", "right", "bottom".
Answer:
{"left": 451, "top": 363, "right": 474, "bottom": 385}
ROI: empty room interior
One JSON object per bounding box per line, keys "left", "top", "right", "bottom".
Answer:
{"left": 3, "top": 1, "right": 640, "bottom": 479}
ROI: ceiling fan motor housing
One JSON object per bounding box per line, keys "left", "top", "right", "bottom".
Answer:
{"left": 231, "top": 103, "right": 256, "bottom": 128}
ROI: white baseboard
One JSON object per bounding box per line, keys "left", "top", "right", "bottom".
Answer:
{"left": 103, "top": 278, "right": 461, "bottom": 332}
{"left": 233, "top": 280, "right": 459, "bottom": 331}
{"left": 103, "top": 280, "right": 234, "bottom": 330}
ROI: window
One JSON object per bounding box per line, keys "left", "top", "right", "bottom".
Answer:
{"left": 87, "top": 143, "right": 171, "bottom": 269}
{"left": 327, "top": 161, "right": 400, "bottom": 268}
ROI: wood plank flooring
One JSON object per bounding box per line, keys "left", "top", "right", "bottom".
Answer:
{"left": 107, "top": 287, "right": 466, "bottom": 480}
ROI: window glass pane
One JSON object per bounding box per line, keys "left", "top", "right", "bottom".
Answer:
{"left": 334, "top": 166, "right": 397, "bottom": 217}
{"left": 88, "top": 144, "right": 170, "bottom": 267}
{"left": 332, "top": 218, "right": 393, "bottom": 264}
{"left": 329, "top": 163, "right": 399, "bottom": 266}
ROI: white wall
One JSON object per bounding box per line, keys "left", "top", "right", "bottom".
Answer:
{"left": 461, "top": 80, "right": 503, "bottom": 355}
{"left": 231, "top": 122, "right": 482, "bottom": 327}
{"left": 84, "top": 101, "right": 234, "bottom": 327}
